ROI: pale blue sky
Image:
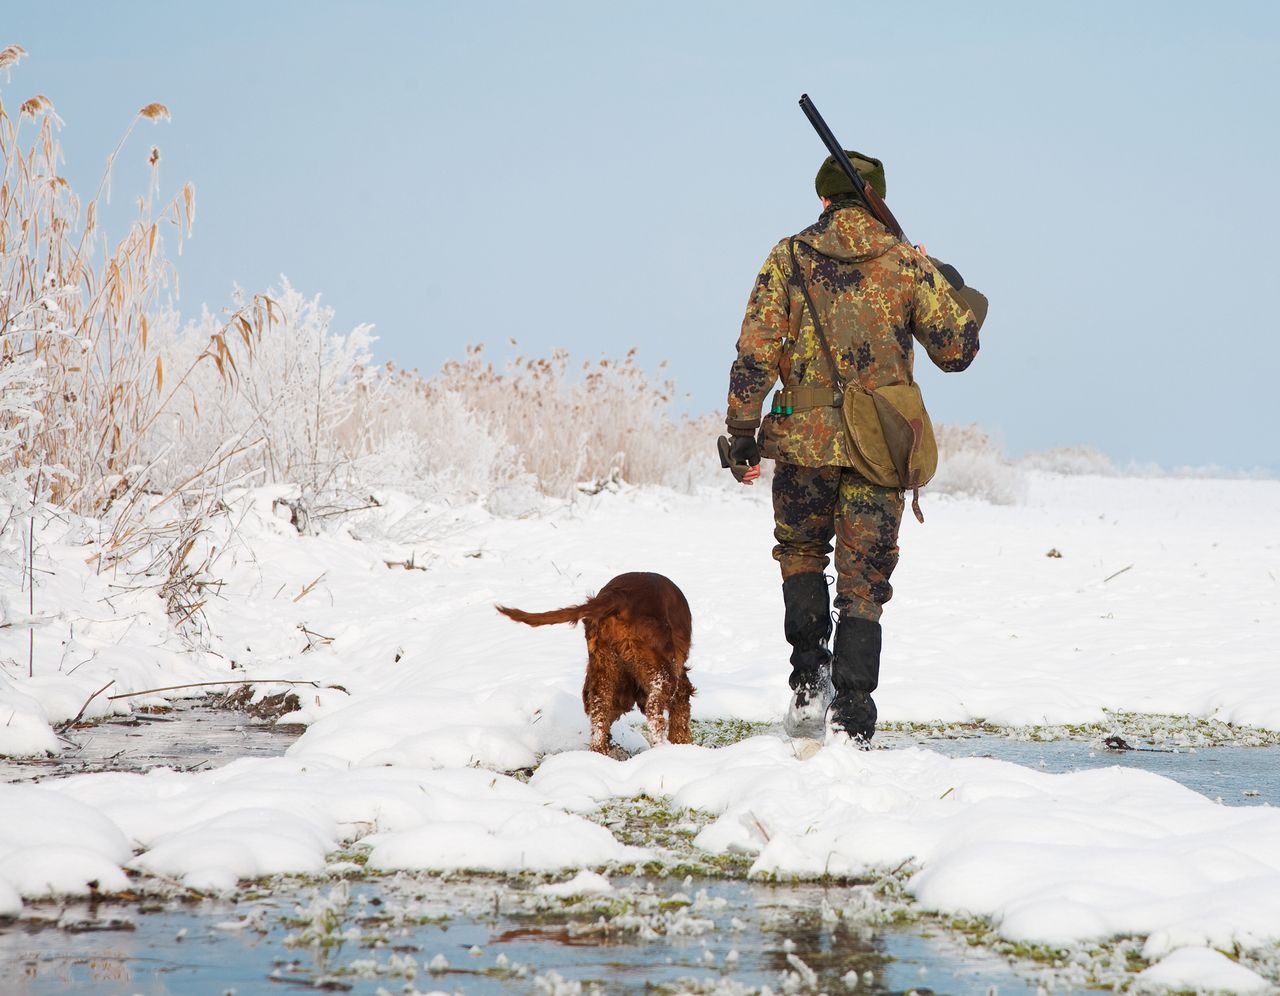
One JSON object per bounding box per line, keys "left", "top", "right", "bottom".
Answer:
{"left": 7, "top": 1, "right": 1278, "bottom": 471}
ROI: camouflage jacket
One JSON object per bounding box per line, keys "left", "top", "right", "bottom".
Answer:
{"left": 726, "top": 201, "right": 984, "bottom": 467}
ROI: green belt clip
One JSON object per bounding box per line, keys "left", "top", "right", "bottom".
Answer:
{"left": 771, "top": 402, "right": 781, "bottom": 414}
{"left": 785, "top": 405, "right": 794, "bottom": 415}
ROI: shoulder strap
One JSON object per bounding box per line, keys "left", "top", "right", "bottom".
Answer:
{"left": 788, "top": 238, "right": 845, "bottom": 402}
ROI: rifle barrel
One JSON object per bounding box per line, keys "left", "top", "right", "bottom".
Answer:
{"left": 798, "top": 93, "right": 907, "bottom": 243}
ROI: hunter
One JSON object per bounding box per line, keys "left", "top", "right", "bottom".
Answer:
{"left": 722, "top": 150, "right": 988, "bottom": 745}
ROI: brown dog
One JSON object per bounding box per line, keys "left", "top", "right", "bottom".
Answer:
{"left": 496, "top": 572, "right": 694, "bottom": 754}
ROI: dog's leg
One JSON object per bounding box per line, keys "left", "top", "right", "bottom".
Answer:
{"left": 584, "top": 639, "right": 624, "bottom": 755}
{"left": 643, "top": 671, "right": 671, "bottom": 747}
{"left": 668, "top": 671, "right": 693, "bottom": 745}
{"left": 583, "top": 678, "right": 614, "bottom": 754}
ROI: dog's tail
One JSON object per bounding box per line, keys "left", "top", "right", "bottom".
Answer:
{"left": 495, "top": 602, "right": 590, "bottom": 628}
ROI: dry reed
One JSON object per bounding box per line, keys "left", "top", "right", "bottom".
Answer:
{"left": 1, "top": 56, "right": 276, "bottom": 527}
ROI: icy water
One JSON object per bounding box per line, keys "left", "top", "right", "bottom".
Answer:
{"left": 0, "top": 877, "right": 1038, "bottom": 995}
{"left": 0, "top": 703, "right": 304, "bottom": 784}
{"left": 2, "top": 707, "right": 1279, "bottom": 994}
{"left": 878, "top": 730, "right": 1280, "bottom": 808}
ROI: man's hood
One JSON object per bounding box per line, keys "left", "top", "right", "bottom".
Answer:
{"left": 793, "top": 202, "right": 900, "bottom": 263}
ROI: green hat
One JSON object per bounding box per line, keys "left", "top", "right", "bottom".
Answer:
{"left": 815, "top": 150, "right": 886, "bottom": 200}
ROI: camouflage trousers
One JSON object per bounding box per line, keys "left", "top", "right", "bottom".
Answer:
{"left": 772, "top": 463, "right": 905, "bottom": 622}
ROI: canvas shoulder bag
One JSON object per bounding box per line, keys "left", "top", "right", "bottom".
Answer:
{"left": 787, "top": 238, "right": 938, "bottom": 522}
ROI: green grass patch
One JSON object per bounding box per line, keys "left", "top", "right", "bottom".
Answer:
{"left": 690, "top": 718, "right": 774, "bottom": 748}
{"left": 880, "top": 711, "right": 1280, "bottom": 748}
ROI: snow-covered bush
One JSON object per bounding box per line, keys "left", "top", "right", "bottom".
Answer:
{"left": 1019, "top": 445, "right": 1117, "bottom": 476}
{"left": 416, "top": 345, "right": 724, "bottom": 498}
{"left": 144, "top": 282, "right": 377, "bottom": 500}
{"left": 929, "top": 423, "right": 1027, "bottom": 505}
{"left": 0, "top": 50, "right": 269, "bottom": 524}
{"left": 141, "top": 318, "right": 723, "bottom": 508}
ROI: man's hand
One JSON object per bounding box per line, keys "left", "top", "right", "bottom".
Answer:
{"left": 717, "top": 434, "right": 761, "bottom": 485}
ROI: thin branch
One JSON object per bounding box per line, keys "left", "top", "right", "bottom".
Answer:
{"left": 292, "top": 572, "right": 326, "bottom": 603}
{"left": 27, "top": 466, "right": 42, "bottom": 677}
{"left": 55, "top": 679, "right": 116, "bottom": 732}
{"left": 106, "top": 678, "right": 321, "bottom": 701}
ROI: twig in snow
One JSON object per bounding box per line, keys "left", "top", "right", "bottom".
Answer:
{"left": 384, "top": 556, "right": 428, "bottom": 572}
{"left": 28, "top": 467, "right": 42, "bottom": 677}
{"left": 313, "top": 500, "right": 382, "bottom": 519}
{"left": 889, "top": 858, "right": 913, "bottom": 877}
{"left": 106, "top": 679, "right": 320, "bottom": 701}
{"left": 298, "top": 624, "right": 334, "bottom": 650}
{"left": 172, "top": 599, "right": 207, "bottom": 629}
{"left": 65, "top": 651, "right": 98, "bottom": 675}
{"left": 293, "top": 572, "right": 326, "bottom": 603}
{"left": 56, "top": 680, "right": 117, "bottom": 732}
{"left": 1103, "top": 564, "right": 1134, "bottom": 583}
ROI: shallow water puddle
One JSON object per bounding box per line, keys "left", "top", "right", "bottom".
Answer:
{"left": 0, "top": 702, "right": 303, "bottom": 783}
{"left": 3, "top": 705, "right": 1280, "bottom": 993}
{"left": 0, "top": 877, "right": 1038, "bottom": 995}
{"left": 883, "top": 731, "right": 1280, "bottom": 807}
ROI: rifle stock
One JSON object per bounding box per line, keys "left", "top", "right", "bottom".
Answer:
{"left": 799, "top": 93, "right": 907, "bottom": 243}
{"left": 859, "top": 184, "right": 906, "bottom": 243}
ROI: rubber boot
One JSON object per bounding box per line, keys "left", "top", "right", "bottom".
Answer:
{"left": 826, "top": 616, "right": 881, "bottom": 747}
{"left": 781, "top": 573, "right": 834, "bottom": 739}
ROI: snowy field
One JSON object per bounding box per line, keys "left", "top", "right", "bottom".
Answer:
{"left": 2, "top": 470, "right": 1279, "bottom": 992}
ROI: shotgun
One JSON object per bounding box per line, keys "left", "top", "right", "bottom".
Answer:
{"left": 799, "top": 93, "right": 908, "bottom": 244}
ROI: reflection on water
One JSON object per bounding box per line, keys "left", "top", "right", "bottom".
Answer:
{"left": 0, "top": 877, "right": 1036, "bottom": 995}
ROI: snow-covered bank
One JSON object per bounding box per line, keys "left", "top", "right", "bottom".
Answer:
{"left": 0, "top": 513, "right": 235, "bottom": 757}
{"left": 5, "top": 738, "right": 1280, "bottom": 990}
{"left": 3, "top": 472, "right": 1279, "bottom": 989}
{"left": 210, "top": 471, "right": 1280, "bottom": 744}
{"left": 6, "top": 472, "right": 1278, "bottom": 760}
{"left": 532, "top": 739, "right": 1280, "bottom": 958}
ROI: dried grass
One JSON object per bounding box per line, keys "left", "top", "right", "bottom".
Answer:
{"left": 0, "top": 70, "right": 276, "bottom": 522}
{"left": 356, "top": 345, "right": 725, "bottom": 499}
{"left": 142, "top": 314, "right": 727, "bottom": 514}
{"left": 0, "top": 52, "right": 286, "bottom": 656}
{"left": 0, "top": 45, "right": 26, "bottom": 73}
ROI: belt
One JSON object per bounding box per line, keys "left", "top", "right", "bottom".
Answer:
{"left": 770, "top": 385, "right": 841, "bottom": 415}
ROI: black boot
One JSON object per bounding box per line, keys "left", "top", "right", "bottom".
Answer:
{"left": 827, "top": 616, "right": 881, "bottom": 746}
{"left": 781, "top": 573, "right": 834, "bottom": 738}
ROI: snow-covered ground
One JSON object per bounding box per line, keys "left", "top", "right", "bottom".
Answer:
{"left": 2, "top": 472, "right": 1278, "bottom": 990}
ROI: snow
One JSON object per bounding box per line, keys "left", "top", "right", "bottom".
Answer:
{"left": 2, "top": 471, "right": 1279, "bottom": 988}
{"left": 535, "top": 870, "right": 616, "bottom": 898}
{"left": 532, "top": 738, "right": 1280, "bottom": 956}
{"left": 1134, "top": 947, "right": 1271, "bottom": 993}
{"left": 36, "top": 758, "right": 642, "bottom": 891}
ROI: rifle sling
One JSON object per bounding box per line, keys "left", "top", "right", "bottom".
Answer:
{"left": 787, "top": 238, "right": 845, "bottom": 405}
